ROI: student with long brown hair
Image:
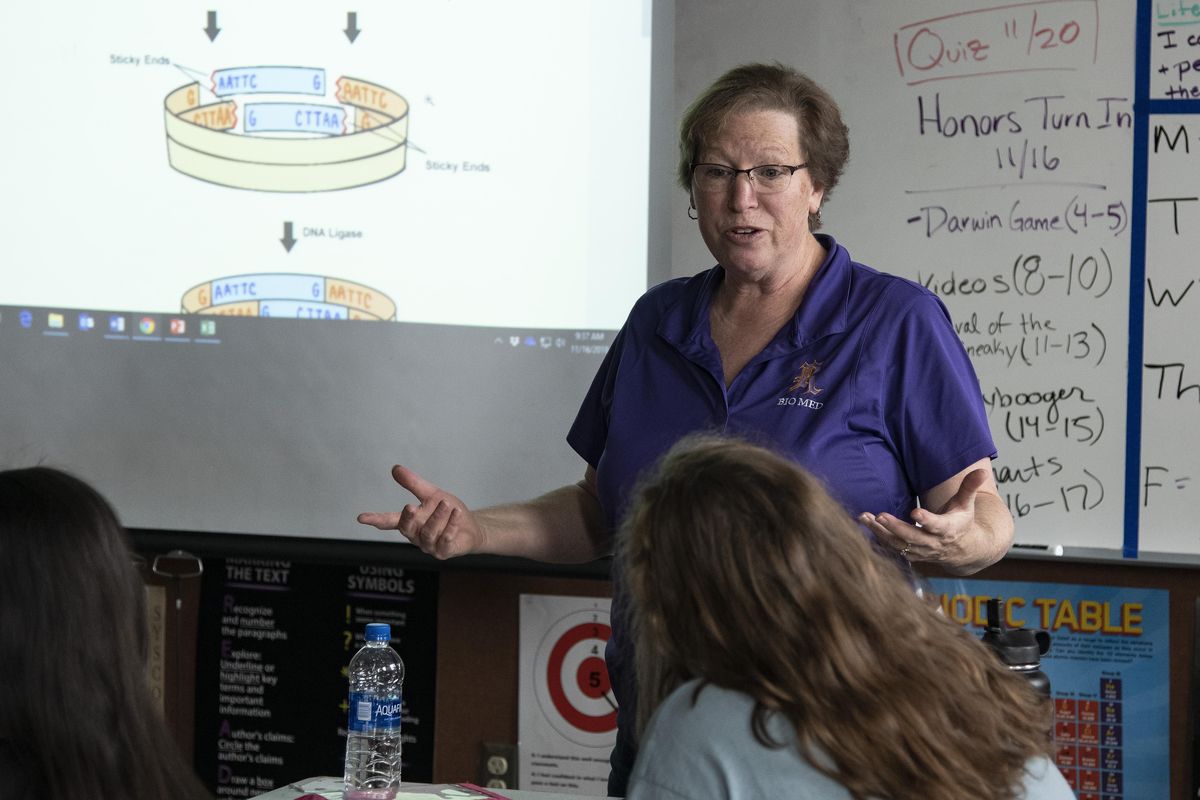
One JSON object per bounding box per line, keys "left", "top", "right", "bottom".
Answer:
{"left": 621, "top": 436, "right": 1071, "bottom": 800}
{"left": 0, "top": 467, "right": 212, "bottom": 800}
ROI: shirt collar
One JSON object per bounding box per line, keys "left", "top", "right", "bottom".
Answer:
{"left": 658, "top": 233, "right": 852, "bottom": 356}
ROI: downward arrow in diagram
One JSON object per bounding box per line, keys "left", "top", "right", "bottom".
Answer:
{"left": 204, "top": 11, "right": 221, "bottom": 42}
{"left": 344, "top": 12, "right": 361, "bottom": 43}
{"left": 281, "top": 221, "right": 297, "bottom": 253}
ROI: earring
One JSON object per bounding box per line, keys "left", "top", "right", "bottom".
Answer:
{"left": 687, "top": 206, "right": 698, "bottom": 220}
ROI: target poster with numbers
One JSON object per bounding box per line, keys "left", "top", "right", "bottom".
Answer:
{"left": 518, "top": 594, "right": 616, "bottom": 795}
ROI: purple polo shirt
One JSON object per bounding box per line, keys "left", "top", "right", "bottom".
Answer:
{"left": 566, "top": 234, "right": 996, "bottom": 787}
{"left": 570, "top": 234, "right": 995, "bottom": 531}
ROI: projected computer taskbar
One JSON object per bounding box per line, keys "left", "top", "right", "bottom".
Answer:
{"left": 0, "top": 305, "right": 613, "bottom": 358}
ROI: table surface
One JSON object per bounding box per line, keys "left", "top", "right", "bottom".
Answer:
{"left": 250, "top": 776, "right": 615, "bottom": 800}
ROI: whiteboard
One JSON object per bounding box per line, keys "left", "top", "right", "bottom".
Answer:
{"left": 1142, "top": 115, "right": 1200, "bottom": 554}
{"left": 672, "top": 0, "right": 1143, "bottom": 552}
{"left": 1139, "top": 0, "right": 1200, "bottom": 556}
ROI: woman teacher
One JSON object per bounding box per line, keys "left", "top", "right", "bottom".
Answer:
{"left": 358, "top": 62, "right": 1013, "bottom": 795}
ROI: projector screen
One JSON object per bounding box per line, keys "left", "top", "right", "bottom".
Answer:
{"left": 0, "top": 0, "right": 673, "bottom": 542}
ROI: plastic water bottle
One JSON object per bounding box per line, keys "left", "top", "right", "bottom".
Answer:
{"left": 344, "top": 622, "right": 405, "bottom": 799}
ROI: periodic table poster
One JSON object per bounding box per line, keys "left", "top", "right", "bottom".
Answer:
{"left": 928, "top": 577, "right": 1170, "bottom": 799}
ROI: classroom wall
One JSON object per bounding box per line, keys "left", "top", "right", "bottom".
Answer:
{"left": 141, "top": 540, "right": 1195, "bottom": 797}
{"left": 431, "top": 568, "right": 612, "bottom": 783}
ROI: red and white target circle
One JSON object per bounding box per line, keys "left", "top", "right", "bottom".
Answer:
{"left": 532, "top": 608, "right": 618, "bottom": 747}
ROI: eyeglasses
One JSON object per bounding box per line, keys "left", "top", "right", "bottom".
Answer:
{"left": 691, "top": 162, "right": 808, "bottom": 194}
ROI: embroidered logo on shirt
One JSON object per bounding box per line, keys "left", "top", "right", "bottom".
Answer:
{"left": 788, "top": 361, "right": 824, "bottom": 395}
{"left": 778, "top": 360, "right": 825, "bottom": 409}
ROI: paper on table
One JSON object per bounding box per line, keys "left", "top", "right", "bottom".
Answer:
{"left": 252, "top": 777, "right": 506, "bottom": 800}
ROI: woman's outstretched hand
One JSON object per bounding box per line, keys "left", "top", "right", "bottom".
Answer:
{"left": 357, "top": 465, "right": 485, "bottom": 559}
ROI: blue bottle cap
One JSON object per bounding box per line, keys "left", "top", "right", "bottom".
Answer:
{"left": 365, "top": 622, "right": 391, "bottom": 641}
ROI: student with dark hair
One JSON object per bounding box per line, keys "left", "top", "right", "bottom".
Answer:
{"left": 0, "top": 466, "right": 212, "bottom": 800}
{"left": 621, "top": 436, "right": 1072, "bottom": 800}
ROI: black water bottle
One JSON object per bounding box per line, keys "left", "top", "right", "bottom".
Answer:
{"left": 980, "top": 597, "right": 1051, "bottom": 697}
